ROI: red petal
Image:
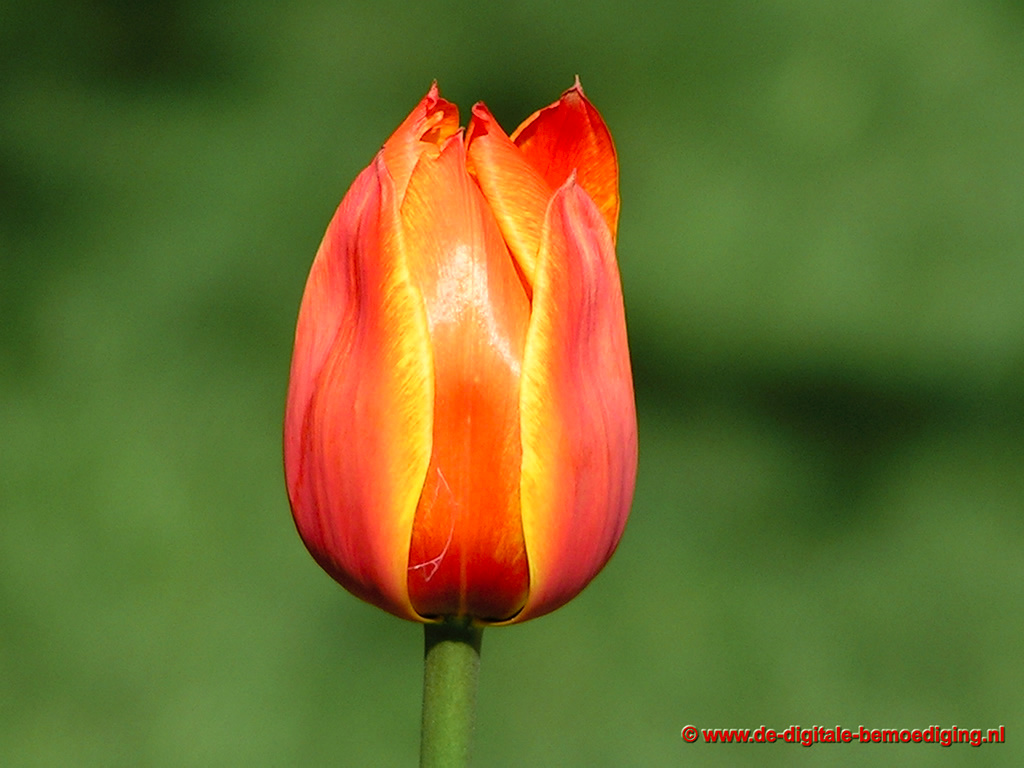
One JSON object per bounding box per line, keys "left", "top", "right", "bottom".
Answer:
{"left": 284, "top": 156, "right": 433, "bottom": 621}
{"left": 510, "top": 78, "right": 620, "bottom": 243}
{"left": 401, "top": 135, "right": 532, "bottom": 622}
{"left": 512, "top": 176, "right": 637, "bottom": 623}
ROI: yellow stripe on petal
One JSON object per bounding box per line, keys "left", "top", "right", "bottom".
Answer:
{"left": 513, "top": 176, "right": 637, "bottom": 624}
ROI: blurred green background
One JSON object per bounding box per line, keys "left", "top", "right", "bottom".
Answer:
{"left": 3, "top": 1, "right": 1022, "bottom": 765}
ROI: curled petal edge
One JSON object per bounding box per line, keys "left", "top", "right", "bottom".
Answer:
{"left": 383, "top": 82, "right": 461, "bottom": 205}
{"left": 465, "top": 103, "right": 552, "bottom": 288}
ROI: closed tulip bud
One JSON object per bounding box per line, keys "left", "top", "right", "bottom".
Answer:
{"left": 284, "top": 79, "right": 636, "bottom": 625}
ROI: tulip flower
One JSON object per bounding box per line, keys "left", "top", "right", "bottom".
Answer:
{"left": 284, "top": 79, "right": 636, "bottom": 627}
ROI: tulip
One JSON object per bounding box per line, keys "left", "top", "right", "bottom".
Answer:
{"left": 284, "top": 79, "right": 636, "bottom": 626}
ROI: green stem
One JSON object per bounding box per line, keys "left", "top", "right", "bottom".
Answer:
{"left": 419, "top": 619, "right": 484, "bottom": 768}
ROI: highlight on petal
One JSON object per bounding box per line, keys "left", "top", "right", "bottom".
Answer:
{"left": 400, "top": 134, "right": 532, "bottom": 622}
{"left": 511, "top": 175, "right": 637, "bottom": 624}
{"left": 465, "top": 103, "right": 552, "bottom": 287}
{"left": 510, "top": 77, "right": 620, "bottom": 242}
{"left": 284, "top": 155, "right": 433, "bottom": 621}
{"left": 382, "top": 82, "right": 461, "bottom": 205}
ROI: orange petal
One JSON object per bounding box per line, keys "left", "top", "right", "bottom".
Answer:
{"left": 382, "top": 82, "right": 461, "bottom": 205}
{"left": 510, "top": 78, "right": 620, "bottom": 243}
{"left": 284, "top": 155, "right": 433, "bottom": 622}
{"left": 512, "top": 176, "right": 637, "bottom": 624}
{"left": 465, "top": 103, "right": 552, "bottom": 287}
{"left": 401, "top": 135, "right": 532, "bottom": 622}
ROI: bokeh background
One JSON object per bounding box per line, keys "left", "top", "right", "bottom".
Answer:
{"left": 3, "top": 1, "right": 1022, "bottom": 765}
